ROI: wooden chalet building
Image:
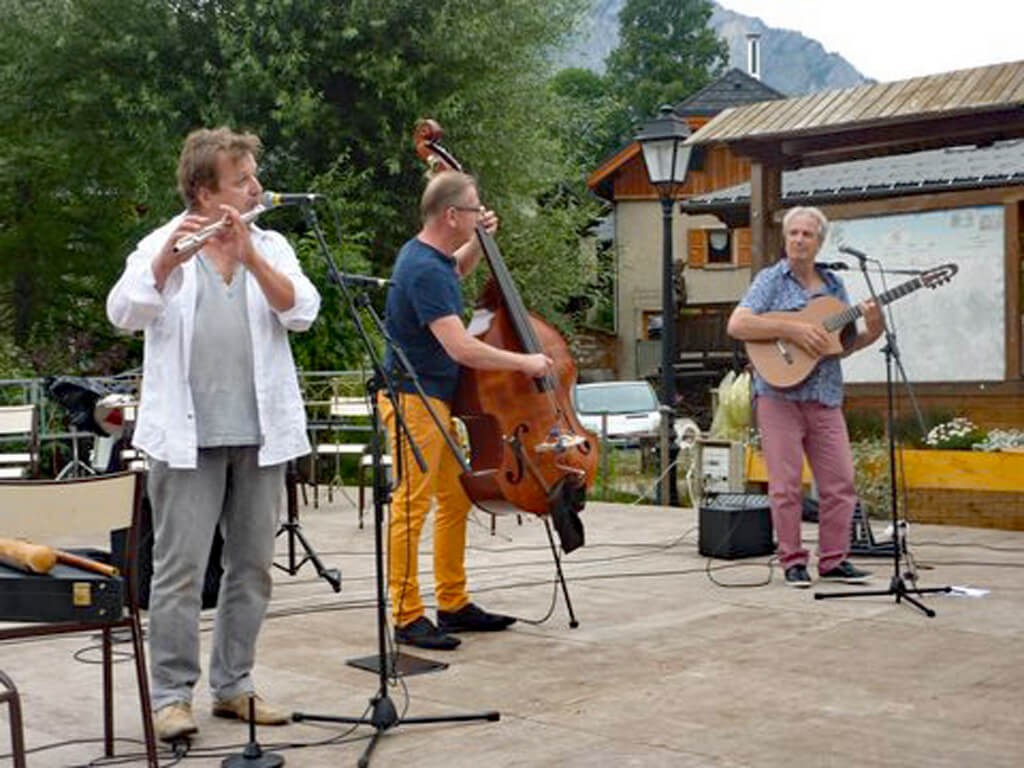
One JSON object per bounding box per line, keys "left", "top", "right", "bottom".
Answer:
{"left": 587, "top": 60, "right": 1024, "bottom": 430}
{"left": 586, "top": 68, "right": 783, "bottom": 422}
{"left": 682, "top": 60, "right": 1024, "bottom": 428}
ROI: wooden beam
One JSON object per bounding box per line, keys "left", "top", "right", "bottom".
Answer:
{"left": 822, "top": 186, "right": 1024, "bottom": 220}
{"left": 749, "top": 159, "right": 782, "bottom": 273}
{"left": 844, "top": 380, "right": 1024, "bottom": 430}
{"left": 1007, "top": 200, "right": 1022, "bottom": 379}
{"left": 846, "top": 382, "right": 1024, "bottom": 397}
{"left": 778, "top": 109, "right": 1024, "bottom": 168}
{"left": 726, "top": 109, "right": 1024, "bottom": 170}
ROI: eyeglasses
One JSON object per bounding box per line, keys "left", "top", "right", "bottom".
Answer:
{"left": 449, "top": 204, "right": 484, "bottom": 214}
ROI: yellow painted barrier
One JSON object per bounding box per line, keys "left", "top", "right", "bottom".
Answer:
{"left": 744, "top": 446, "right": 813, "bottom": 485}
{"left": 745, "top": 445, "right": 1024, "bottom": 530}
{"left": 896, "top": 448, "right": 1024, "bottom": 493}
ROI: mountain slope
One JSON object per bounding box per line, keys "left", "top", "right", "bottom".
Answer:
{"left": 560, "top": 0, "right": 871, "bottom": 96}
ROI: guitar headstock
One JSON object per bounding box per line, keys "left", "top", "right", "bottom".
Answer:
{"left": 921, "top": 263, "right": 958, "bottom": 289}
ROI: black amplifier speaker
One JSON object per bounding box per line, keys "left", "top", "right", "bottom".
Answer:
{"left": 699, "top": 493, "right": 774, "bottom": 559}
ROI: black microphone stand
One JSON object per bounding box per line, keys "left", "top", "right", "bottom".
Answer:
{"left": 815, "top": 253, "right": 950, "bottom": 616}
{"left": 221, "top": 695, "right": 284, "bottom": 767}
{"left": 288, "top": 203, "right": 498, "bottom": 768}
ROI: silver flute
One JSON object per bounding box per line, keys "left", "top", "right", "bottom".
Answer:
{"left": 172, "top": 204, "right": 267, "bottom": 253}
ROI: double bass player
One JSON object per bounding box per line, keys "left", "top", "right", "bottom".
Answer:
{"left": 380, "top": 171, "right": 551, "bottom": 651}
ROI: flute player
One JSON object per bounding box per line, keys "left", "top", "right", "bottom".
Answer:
{"left": 106, "top": 126, "right": 320, "bottom": 743}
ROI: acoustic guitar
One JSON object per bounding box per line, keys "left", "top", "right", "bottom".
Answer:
{"left": 745, "top": 263, "right": 958, "bottom": 389}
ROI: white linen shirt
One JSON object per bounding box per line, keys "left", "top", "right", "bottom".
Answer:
{"left": 106, "top": 213, "right": 321, "bottom": 469}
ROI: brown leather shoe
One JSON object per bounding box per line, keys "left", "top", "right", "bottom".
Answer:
{"left": 212, "top": 693, "right": 291, "bottom": 725}
{"left": 154, "top": 702, "right": 198, "bottom": 742}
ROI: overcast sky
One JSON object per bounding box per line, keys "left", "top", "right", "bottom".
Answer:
{"left": 718, "top": 0, "right": 1023, "bottom": 82}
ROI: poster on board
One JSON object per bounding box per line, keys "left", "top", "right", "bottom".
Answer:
{"left": 821, "top": 206, "right": 1005, "bottom": 383}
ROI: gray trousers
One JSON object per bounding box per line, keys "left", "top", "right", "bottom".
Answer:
{"left": 146, "top": 447, "right": 284, "bottom": 711}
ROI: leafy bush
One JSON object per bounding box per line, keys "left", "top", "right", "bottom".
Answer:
{"left": 845, "top": 409, "right": 884, "bottom": 442}
{"left": 850, "top": 438, "right": 900, "bottom": 519}
{"left": 0, "top": 335, "right": 33, "bottom": 382}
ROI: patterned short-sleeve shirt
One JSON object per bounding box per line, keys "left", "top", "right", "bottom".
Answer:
{"left": 739, "top": 259, "right": 851, "bottom": 407}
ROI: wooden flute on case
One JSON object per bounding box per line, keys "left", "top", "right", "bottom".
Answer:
{"left": 0, "top": 537, "right": 119, "bottom": 578}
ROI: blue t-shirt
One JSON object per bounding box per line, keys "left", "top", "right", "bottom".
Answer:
{"left": 383, "top": 238, "right": 464, "bottom": 402}
{"left": 739, "top": 259, "right": 851, "bottom": 407}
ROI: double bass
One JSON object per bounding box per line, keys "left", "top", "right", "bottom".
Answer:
{"left": 413, "top": 119, "right": 597, "bottom": 551}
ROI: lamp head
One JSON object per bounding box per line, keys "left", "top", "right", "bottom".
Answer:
{"left": 636, "top": 105, "right": 693, "bottom": 193}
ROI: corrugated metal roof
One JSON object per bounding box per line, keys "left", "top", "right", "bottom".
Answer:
{"left": 687, "top": 60, "right": 1024, "bottom": 146}
{"left": 682, "top": 139, "right": 1024, "bottom": 210}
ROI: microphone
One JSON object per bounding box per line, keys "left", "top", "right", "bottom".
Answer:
{"left": 262, "top": 190, "right": 322, "bottom": 207}
{"left": 816, "top": 261, "right": 850, "bottom": 271}
{"left": 336, "top": 272, "right": 391, "bottom": 289}
{"left": 838, "top": 244, "right": 870, "bottom": 262}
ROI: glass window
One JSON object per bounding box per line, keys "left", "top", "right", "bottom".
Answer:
{"left": 574, "top": 382, "right": 659, "bottom": 414}
{"left": 706, "top": 229, "right": 732, "bottom": 264}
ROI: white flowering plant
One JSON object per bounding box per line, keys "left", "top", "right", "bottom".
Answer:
{"left": 972, "top": 428, "right": 1024, "bottom": 452}
{"left": 923, "top": 417, "right": 987, "bottom": 450}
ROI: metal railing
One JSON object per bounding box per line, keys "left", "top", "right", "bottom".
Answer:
{"left": 0, "top": 371, "right": 366, "bottom": 471}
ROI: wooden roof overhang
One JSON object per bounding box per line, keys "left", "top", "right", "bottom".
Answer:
{"left": 684, "top": 60, "right": 1024, "bottom": 270}
{"left": 710, "top": 103, "right": 1024, "bottom": 169}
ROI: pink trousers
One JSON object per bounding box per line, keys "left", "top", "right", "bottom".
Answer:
{"left": 755, "top": 396, "right": 856, "bottom": 573}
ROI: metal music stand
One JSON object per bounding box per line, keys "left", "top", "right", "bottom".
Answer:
{"left": 287, "top": 202, "right": 499, "bottom": 768}
{"left": 815, "top": 254, "right": 951, "bottom": 616}
{"left": 47, "top": 377, "right": 110, "bottom": 479}
{"left": 54, "top": 425, "right": 97, "bottom": 479}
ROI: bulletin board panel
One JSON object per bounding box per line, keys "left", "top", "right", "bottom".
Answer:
{"left": 821, "top": 206, "right": 1005, "bottom": 383}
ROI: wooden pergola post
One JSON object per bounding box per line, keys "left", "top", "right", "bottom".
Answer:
{"left": 749, "top": 158, "right": 782, "bottom": 272}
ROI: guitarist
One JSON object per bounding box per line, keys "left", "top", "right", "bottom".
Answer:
{"left": 727, "top": 206, "right": 884, "bottom": 588}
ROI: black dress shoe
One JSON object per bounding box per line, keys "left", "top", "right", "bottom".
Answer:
{"left": 394, "top": 616, "right": 461, "bottom": 650}
{"left": 437, "top": 603, "right": 517, "bottom": 633}
{"left": 819, "top": 560, "right": 872, "bottom": 584}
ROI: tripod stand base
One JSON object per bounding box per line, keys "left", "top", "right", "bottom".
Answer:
{"left": 815, "top": 575, "right": 952, "bottom": 617}
{"left": 346, "top": 651, "right": 447, "bottom": 678}
{"left": 294, "top": 694, "right": 499, "bottom": 768}
{"left": 273, "top": 464, "right": 342, "bottom": 592}
{"left": 273, "top": 522, "right": 342, "bottom": 591}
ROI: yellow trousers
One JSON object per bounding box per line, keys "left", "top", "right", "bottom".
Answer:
{"left": 378, "top": 392, "right": 472, "bottom": 627}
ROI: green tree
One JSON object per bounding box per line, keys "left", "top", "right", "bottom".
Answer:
{"left": 549, "top": 67, "right": 634, "bottom": 171}
{"left": 0, "top": 0, "right": 598, "bottom": 374}
{"left": 605, "top": 0, "right": 728, "bottom": 123}
{"left": 0, "top": 0, "right": 187, "bottom": 372}
{"left": 546, "top": 3, "right": 728, "bottom": 336}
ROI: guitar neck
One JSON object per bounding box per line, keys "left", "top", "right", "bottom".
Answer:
{"left": 823, "top": 275, "right": 924, "bottom": 332}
